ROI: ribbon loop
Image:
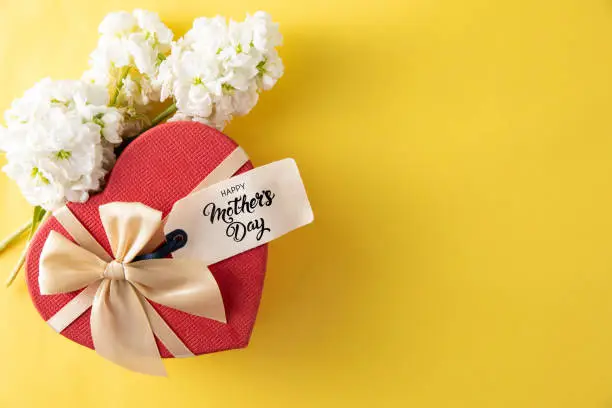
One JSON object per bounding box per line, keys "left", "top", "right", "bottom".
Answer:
{"left": 99, "top": 202, "right": 164, "bottom": 263}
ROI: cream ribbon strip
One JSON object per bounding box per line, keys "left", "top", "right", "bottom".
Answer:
{"left": 141, "top": 146, "right": 250, "bottom": 253}
{"left": 42, "top": 147, "right": 249, "bottom": 374}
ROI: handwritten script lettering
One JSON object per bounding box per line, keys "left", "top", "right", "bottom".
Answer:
{"left": 202, "top": 190, "right": 275, "bottom": 242}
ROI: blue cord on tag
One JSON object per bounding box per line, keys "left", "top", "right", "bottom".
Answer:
{"left": 133, "top": 229, "right": 188, "bottom": 261}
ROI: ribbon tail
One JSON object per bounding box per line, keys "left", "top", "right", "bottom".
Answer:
{"left": 91, "top": 280, "right": 166, "bottom": 376}
{"left": 127, "top": 259, "right": 226, "bottom": 322}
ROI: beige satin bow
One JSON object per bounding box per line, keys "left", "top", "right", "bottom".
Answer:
{"left": 38, "top": 202, "right": 226, "bottom": 376}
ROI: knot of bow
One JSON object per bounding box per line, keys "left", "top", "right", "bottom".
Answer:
{"left": 38, "top": 202, "right": 226, "bottom": 376}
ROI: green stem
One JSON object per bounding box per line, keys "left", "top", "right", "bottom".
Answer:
{"left": 5, "top": 211, "right": 50, "bottom": 287}
{"left": 110, "top": 66, "right": 131, "bottom": 106}
{"left": 151, "top": 103, "right": 177, "bottom": 126}
{"left": 5, "top": 245, "right": 28, "bottom": 287}
{"left": 0, "top": 220, "right": 32, "bottom": 254}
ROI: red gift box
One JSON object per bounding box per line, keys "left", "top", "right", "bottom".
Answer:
{"left": 25, "top": 122, "right": 268, "bottom": 357}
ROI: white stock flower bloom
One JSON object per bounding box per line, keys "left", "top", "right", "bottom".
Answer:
{"left": 157, "top": 11, "right": 284, "bottom": 130}
{"left": 83, "top": 9, "right": 173, "bottom": 117}
{"left": 0, "top": 78, "right": 123, "bottom": 211}
{"left": 247, "top": 11, "right": 283, "bottom": 52}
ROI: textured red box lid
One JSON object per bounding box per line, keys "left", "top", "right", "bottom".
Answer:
{"left": 25, "top": 122, "right": 268, "bottom": 357}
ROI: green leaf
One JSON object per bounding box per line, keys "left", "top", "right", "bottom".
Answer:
{"left": 28, "top": 206, "right": 46, "bottom": 242}
{"left": 34, "top": 207, "right": 46, "bottom": 224}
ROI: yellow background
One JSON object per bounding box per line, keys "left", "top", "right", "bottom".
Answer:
{"left": 1, "top": 0, "right": 612, "bottom": 406}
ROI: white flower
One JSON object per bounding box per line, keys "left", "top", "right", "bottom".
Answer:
{"left": 83, "top": 9, "right": 173, "bottom": 117}
{"left": 157, "top": 11, "right": 283, "bottom": 130}
{"left": 247, "top": 11, "right": 283, "bottom": 52}
{"left": 0, "top": 78, "right": 123, "bottom": 211}
{"left": 257, "top": 49, "right": 284, "bottom": 91}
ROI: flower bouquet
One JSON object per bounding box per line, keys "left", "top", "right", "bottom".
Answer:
{"left": 0, "top": 9, "right": 284, "bottom": 286}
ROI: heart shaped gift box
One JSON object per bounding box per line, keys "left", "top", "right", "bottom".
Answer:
{"left": 25, "top": 121, "right": 268, "bottom": 357}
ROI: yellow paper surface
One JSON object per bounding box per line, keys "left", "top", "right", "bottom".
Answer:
{"left": 1, "top": 0, "right": 612, "bottom": 407}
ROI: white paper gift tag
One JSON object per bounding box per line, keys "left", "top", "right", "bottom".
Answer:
{"left": 165, "top": 158, "right": 314, "bottom": 265}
